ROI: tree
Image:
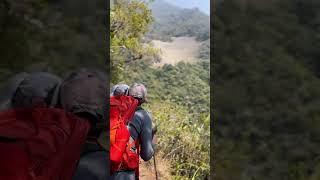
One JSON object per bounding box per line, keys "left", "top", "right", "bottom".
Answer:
{"left": 110, "top": 0, "right": 157, "bottom": 82}
{"left": 0, "top": 0, "right": 106, "bottom": 83}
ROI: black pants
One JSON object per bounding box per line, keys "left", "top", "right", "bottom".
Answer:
{"left": 111, "top": 170, "right": 137, "bottom": 180}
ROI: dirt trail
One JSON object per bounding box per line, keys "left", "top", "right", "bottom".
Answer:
{"left": 152, "top": 37, "right": 202, "bottom": 67}
{"left": 139, "top": 154, "right": 172, "bottom": 180}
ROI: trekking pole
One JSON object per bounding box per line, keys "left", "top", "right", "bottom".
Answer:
{"left": 152, "top": 126, "right": 159, "bottom": 180}
{"left": 153, "top": 153, "right": 159, "bottom": 180}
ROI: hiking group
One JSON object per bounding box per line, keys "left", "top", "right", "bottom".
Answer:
{"left": 0, "top": 70, "right": 155, "bottom": 180}
{"left": 110, "top": 83, "right": 155, "bottom": 180}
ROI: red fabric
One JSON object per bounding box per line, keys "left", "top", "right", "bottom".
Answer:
{"left": 0, "top": 108, "right": 90, "bottom": 180}
{"left": 110, "top": 96, "right": 138, "bottom": 174}
{"left": 110, "top": 120, "right": 130, "bottom": 164}
{"left": 110, "top": 96, "right": 138, "bottom": 124}
{"left": 0, "top": 143, "right": 31, "bottom": 180}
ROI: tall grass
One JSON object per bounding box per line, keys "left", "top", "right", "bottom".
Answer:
{"left": 145, "top": 101, "right": 210, "bottom": 179}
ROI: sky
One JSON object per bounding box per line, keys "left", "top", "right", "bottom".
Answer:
{"left": 163, "top": 0, "right": 210, "bottom": 15}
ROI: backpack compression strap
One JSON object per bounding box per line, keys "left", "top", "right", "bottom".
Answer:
{"left": 110, "top": 96, "right": 138, "bottom": 124}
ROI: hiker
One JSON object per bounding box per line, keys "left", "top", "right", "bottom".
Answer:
{"left": 67, "top": 69, "right": 109, "bottom": 180}
{"left": 0, "top": 69, "right": 108, "bottom": 180}
{"left": 111, "top": 83, "right": 155, "bottom": 180}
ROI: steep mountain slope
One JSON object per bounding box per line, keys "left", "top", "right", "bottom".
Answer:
{"left": 214, "top": 1, "right": 320, "bottom": 180}
{"left": 147, "top": 0, "right": 210, "bottom": 42}
{"left": 112, "top": 1, "right": 210, "bottom": 179}
{"left": 162, "top": 0, "right": 210, "bottom": 15}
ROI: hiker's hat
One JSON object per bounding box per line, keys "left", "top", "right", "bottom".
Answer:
{"left": 129, "top": 83, "right": 148, "bottom": 103}
{"left": 59, "top": 69, "right": 107, "bottom": 124}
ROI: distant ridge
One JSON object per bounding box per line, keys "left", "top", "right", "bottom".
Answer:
{"left": 147, "top": 0, "right": 210, "bottom": 42}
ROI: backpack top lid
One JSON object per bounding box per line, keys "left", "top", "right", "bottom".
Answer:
{"left": 59, "top": 69, "right": 108, "bottom": 126}
{"left": 0, "top": 72, "right": 29, "bottom": 110}
{"left": 111, "top": 83, "right": 129, "bottom": 96}
{"left": 110, "top": 95, "right": 138, "bottom": 124}
{"left": 12, "top": 72, "right": 62, "bottom": 108}
{"left": 0, "top": 72, "right": 62, "bottom": 110}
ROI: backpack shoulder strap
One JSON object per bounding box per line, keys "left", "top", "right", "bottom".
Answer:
{"left": 122, "top": 96, "right": 138, "bottom": 124}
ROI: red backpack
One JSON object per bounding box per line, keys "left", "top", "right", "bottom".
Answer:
{"left": 110, "top": 95, "right": 140, "bottom": 175}
{"left": 0, "top": 107, "right": 90, "bottom": 180}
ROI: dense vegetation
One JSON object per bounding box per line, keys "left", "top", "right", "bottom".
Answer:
{"left": 199, "top": 40, "right": 210, "bottom": 60}
{"left": 111, "top": 0, "right": 210, "bottom": 179}
{"left": 0, "top": 0, "right": 106, "bottom": 85}
{"left": 147, "top": 0, "right": 210, "bottom": 42}
{"left": 214, "top": 0, "right": 320, "bottom": 180}
{"left": 121, "top": 59, "right": 210, "bottom": 179}
{"left": 122, "top": 59, "right": 210, "bottom": 115}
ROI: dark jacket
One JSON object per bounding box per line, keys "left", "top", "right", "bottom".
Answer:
{"left": 128, "top": 107, "right": 154, "bottom": 161}
{"left": 73, "top": 147, "right": 109, "bottom": 180}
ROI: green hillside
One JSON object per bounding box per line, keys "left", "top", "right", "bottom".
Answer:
{"left": 111, "top": 0, "right": 210, "bottom": 179}
{"left": 147, "top": 0, "right": 210, "bottom": 42}
{"left": 214, "top": 0, "right": 320, "bottom": 179}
